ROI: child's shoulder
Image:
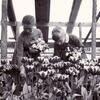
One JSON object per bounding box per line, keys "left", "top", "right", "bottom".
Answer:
{"left": 33, "top": 28, "right": 42, "bottom": 33}
{"left": 69, "top": 34, "right": 79, "bottom": 40}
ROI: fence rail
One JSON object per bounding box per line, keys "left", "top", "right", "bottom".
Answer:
{"left": 1, "top": 21, "right": 100, "bottom": 27}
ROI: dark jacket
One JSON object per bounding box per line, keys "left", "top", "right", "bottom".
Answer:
{"left": 54, "top": 34, "right": 83, "bottom": 60}
{"left": 12, "top": 28, "right": 43, "bottom": 67}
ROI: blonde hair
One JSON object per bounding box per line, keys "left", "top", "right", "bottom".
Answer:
{"left": 52, "top": 26, "right": 65, "bottom": 41}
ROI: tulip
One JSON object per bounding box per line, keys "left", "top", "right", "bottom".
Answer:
{"left": 69, "top": 56, "right": 75, "bottom": 62}
{"left": 47, "top": 69, "right": 55, "bottom": 76}
{"left": 37, "top": 56, "right": 44, "bottom": 63}
{"left": 41, "top": 64, "right": 48, "bottom": 71}
{"left": 38, "top": 71, "right": 48, "bottom": 79}
{"left": 27, "top": 58, "right": 34, "bottom": 65}
{"left": 65, "top": 52, "right": 69, "bottom": 57}
{"left": 33, "top": 61, "right": 39, "bottom": 67}
{"left": 1, "top": 59, "right": 7, "bottom": 65}
{"left": 21, "top": 57, "right": 28, "bottom": 64}
{"left": 26, "top": 64, "right": 34, "bottom": 70}
{"left": 52, "top": 74, "right": 61, "bottom": 81}
{"left": 31, "top": 44, "right": 37, "bottom": 49}
{"left": 59, "top": 74, "right": 69, "bottom": 81}
{"left": 41, "top": 92, "right": 49, "bottom": 100}
{"left": 43, "top": 58, "right": 49, "bottom": 64}
{"left": 53, "top": 87, "right": 62, "bottom": 96}
{"left": 49, "top": 56, "right": 61, "bottom": 63}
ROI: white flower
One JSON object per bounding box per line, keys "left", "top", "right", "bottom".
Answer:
{"left": 11, "top": 82, "right": 16, "bottom": 93}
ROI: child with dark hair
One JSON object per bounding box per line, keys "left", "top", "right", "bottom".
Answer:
{"left": 12, "top": 15, "right": 43, "bottom": 77}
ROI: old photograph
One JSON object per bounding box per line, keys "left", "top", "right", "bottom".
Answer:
{"left": 0, "top": 0, "right": 100, "bottom": 100}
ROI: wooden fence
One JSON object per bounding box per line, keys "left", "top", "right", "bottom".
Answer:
{"left": 1, "top": 20, "right": 100, "bottom": 59}
{"left": 0, "top": 0, "right": 99, "bottom": 60}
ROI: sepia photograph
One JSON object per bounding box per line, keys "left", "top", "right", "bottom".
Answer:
{"left": 0, "top": 0, "right": 100, "bottom": 100}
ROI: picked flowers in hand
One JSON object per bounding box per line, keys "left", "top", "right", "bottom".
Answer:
{"left": 29, "top": 38, "right": 49, "bottom": 53}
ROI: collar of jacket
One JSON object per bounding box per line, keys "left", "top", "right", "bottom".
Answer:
{"left": 65, "top": 33, "right": 69, "bottom": 43}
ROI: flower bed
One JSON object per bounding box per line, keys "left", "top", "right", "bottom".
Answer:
{"left": 0, "top": 51, "right": 100, "bottom": 100}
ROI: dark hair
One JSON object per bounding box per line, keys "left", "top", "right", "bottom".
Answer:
{"left": 22, "top": 15, "right": 35, "bottom": 27}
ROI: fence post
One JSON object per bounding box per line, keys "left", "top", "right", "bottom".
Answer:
{"left": 1, "top": 0, "right": 8, "bottom": 59}
{"left": 15, "top": 22, "right": 20, "bottom": 62}
{"left": 91, "top": 0, "right": 97, "bottom": 60}
{"left": 16, "top": 22, "right": 20, "bottom": 40}
{"left": 78, "top": 23, "right": 82, "bottom": 43}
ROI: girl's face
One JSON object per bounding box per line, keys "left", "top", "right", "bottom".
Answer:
{"left": 24, "top": 27, "right": 33, "bottom": 33}
{"left": 55, "top": 32, "right": 66, "bottom": 45}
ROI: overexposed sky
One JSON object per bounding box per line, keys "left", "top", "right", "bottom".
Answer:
{"left": 0, "top": 0, "right": 100, "bottom": 40}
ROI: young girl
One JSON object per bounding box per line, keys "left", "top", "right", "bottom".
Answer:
{"left": 52, "top": 26, "right": 84, "bottom": 60}
{"left": 12, "top": 15, "right": 43, "bottom": 77}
